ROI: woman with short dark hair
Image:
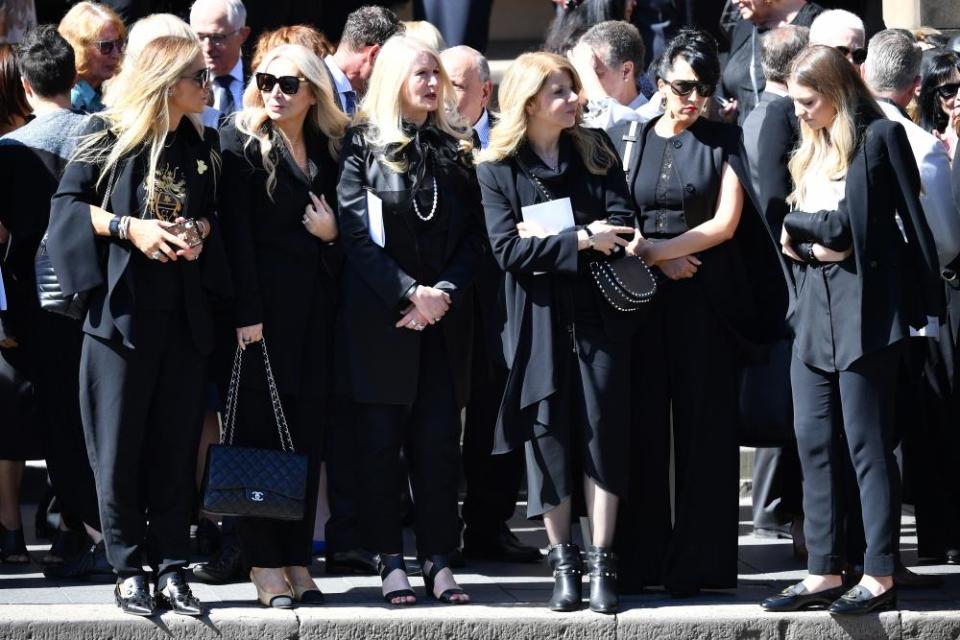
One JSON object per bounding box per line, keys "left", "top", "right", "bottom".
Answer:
{"left": 916, "top": 49, "right": 959, "bottom": 159}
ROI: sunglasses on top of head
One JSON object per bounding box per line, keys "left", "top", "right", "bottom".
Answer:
{"left": 935, "top": 82, "right": 960, "bottom": 101}
{"left": 835, "top": 45, "right": 868, "bottom": 65}
{"left": 255, "top": 72, "right": 306, "bottom": 96}
{"left": 667, "top": 79, "right": 716, "bottom": 98}
{"left": 94, "top": 38, "right": 125, "bottom": 55}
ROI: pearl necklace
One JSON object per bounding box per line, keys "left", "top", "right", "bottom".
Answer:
{"left": 412, "top": 164, "right": 439, "bottom": 222}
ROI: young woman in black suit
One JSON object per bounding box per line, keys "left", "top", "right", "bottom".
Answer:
{"left": 616, "top": 29, "right": 774, "bottom": 598}
{"left": 336, "top": 34, "right": 484, "bottom": 606}
{"left": 47, "top": 36, "right": 230, "bottom": 616}
{"left": 761, "top": 46, "right": 942, "bottom": 615}
{"left": 476, "top": 51, "right": 636, "bottom": 614}
{"left": 219, "top": 43, "right": 349, "bottom": 608}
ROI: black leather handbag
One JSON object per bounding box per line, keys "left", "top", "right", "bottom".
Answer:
{"left": 201, "top": 339, "right": 307, "bottom": 521}
{"left": 35, "top": 161, "right": 119, "bottom": 320}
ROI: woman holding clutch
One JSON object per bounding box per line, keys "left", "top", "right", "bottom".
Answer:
{"left": 47, "top": 35, "right": 230, "bottom": 616}
{"left": 476, "top": 51, "right": 636, "bottom": 614}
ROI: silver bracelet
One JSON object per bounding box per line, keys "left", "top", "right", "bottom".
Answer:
{"left": 118, "top": 216, "right": 131, "bottom": 240}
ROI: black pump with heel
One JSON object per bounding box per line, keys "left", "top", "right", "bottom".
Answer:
{"left": 547, "top": 543, "right": 583, "bottom": 612}
{"left": 419, "top": 554, "right": 469, "bottom": 604}
{"left": 379, "top": 553, "right": 416, "bottom": 605}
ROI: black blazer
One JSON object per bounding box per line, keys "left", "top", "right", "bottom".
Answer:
{"left": 755, "top": 95, "right": 800, "bottom": 235}
{"left": 48, "top": 117, "right": 232, "bottom": 354}
{"left": 335, "top": 123, "right": 484, "bottom": 407}
{"left": 218, "top": 119, "right": 342, "bottom": 397}
{"left": 781, "top": 117, "right": 943, "bottom": 370}
{"left": 476, "top": 128, "right": 636, "bottom": 453}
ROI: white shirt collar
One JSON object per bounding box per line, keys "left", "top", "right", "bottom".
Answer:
{"left": 324, "top": 56, "right": 353, "bottom": 96}
{"left": 627, "top": 93, "right": 649, "bottom": 111}
{"left": 473, "top": 109, "right": 491, "bottom": 149}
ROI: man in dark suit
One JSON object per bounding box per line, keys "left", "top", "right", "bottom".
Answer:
{"left": 413, "top": 0, "right": 493, "bottom": 52}
{"left": 440, "top": 46, "right": 540, "bottom": 563}
{"left": 189, "top": 0, "right": 251, "bottom": 127}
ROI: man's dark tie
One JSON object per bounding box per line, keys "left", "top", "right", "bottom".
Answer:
{"left": 215, "top": 75, "right": 236, "bottom": 123}
{"left": 343, "top": 90, "right": 357, "bottom": 116}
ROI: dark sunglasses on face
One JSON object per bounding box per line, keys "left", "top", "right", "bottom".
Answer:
{"left": 180, "top": 67, "right": 211, "bottom": 88}
{"left": 255, "top": 72, "right": 306, "bottom": 96}
{"left": 835, "top": 45, "right": 868, "bottom": 65}
{"left": 935, "top": 82, "right": 960, "bottom": 101}
{"left": 667, "top": 79, "right": 716, "bottom": 98}
{"left": 94, "top": 38, "right": 125, "bottom": 55}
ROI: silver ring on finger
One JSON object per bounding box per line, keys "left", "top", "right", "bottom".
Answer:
{"left": 151, "top": 251, "right": 162, "bottom": 260}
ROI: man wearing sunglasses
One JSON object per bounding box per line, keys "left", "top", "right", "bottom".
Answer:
{"left": 190, "top": 0, "right": 250, "bottom": 126}
{"left": 809, "top": 9, "right": 865, "bottom": 67}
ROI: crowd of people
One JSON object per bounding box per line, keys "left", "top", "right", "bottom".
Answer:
{"left": 0, "top": 0, "right": 959, "bottom": 621}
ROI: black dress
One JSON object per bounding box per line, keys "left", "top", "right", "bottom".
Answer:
{"left": 476, "top": 130, "right": 636, "bottom": 519}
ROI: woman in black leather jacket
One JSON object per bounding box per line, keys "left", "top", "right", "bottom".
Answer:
{"left": 335, "top": 34, "right": 484, "bottom": 606}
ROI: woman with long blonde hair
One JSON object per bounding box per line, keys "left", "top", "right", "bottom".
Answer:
{"left": 47, "top": 35, "right": 229, "bottom": 617}
{"left": 336, "top": 34, "right": 483, "bottom": 606}
{"left": 477, "top": 51, "right": 635, "bottom": 614}
{"left": 762, "top": 45, "right": 942, "bottom": 615}
{"left": 218, "top": 43, "right": 347, "bottom": 608}
{"left": 58, "top": 1, "right": 126, "bottom": 113}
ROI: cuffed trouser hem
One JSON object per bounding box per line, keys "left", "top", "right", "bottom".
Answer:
{"left": 808, "top": 554, "right": 843, "bottom": 576}
{"left": 863, "top": 555, "right": 895, "bottom": 577}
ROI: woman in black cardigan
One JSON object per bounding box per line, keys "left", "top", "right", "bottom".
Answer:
{"left": 476, "top": 51, "right": 636, "bottom": 614}
{"left": 47, "top": 36, "right": 231, "bottom": 616}
{"left": 219, "top": 44, "right": 348, "bottom": 608}
{"left": 761, "top": 46, "right": 942, "bottom": 615}
{"left": 336, "top": 35, "right": 484, "bottom": 606}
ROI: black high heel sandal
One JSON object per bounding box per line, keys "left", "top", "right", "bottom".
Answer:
{"left": 0, "top": 527, "right": 29, "bottom": 564}
{"left": 378, "top": 553, "right": 416, "bottom": 605}
{"left": 419, "top": 555, "right": 469, "bottom": 604}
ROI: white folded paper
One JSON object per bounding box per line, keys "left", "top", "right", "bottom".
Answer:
{"left": 909, "top": 315, "right": 940, "bottom": 339}
{"left": 366, "top": 190, "right": 385, "bottom": 248}
{"left": 520, "top": 197, "right": 575, "bottom": 236}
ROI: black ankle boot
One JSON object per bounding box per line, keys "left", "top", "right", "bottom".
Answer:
{"left": 587, "top": 546, "right": 618, "bottom": 614}
{"left": 547, "top": 543, "right": 582, "bottom": 612}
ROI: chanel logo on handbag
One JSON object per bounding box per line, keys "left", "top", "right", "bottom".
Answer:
{"left": 249, "top": 490, "right": 265, "bottom": 502}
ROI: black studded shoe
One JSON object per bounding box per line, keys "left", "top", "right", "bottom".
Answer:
{"left": 828, "top": 585, "right": 897, "bottom": 615}
{"left": 155, "top": 570, "right": 205, "bottom": 616}
{"left": 115, "top": 575, "right": 155, "bottom": 617}
{"left": 586, "top": 546, "right": 618, "bottom": 614}
{"left": 546, "top": 543, "right": 582, "bottom": 612}
{"left": 761, "top": 582, "right": 849, "bottom": 612}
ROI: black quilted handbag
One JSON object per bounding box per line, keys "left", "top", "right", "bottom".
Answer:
{"left": 201, "top": 339, "right": 307, "bottom": 521}
{"left": 35, "top": 161, "right": 118, "bottom": 320}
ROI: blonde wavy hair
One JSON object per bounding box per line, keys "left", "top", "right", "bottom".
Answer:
{"left": 235, "top": 43, "right": 349, "bottom": 198}
{"left": 354, "top": 34, "right": 470, "bottom": 173}
{"left": 476, "top": 52, "right": 616, "bottom": 175}
{"left": 58, "top": 2, "right": 127, "bottom": 81}
{"left": 74, "top": 36, "right": 207, "bottom": 211}
{"left": 787, "top": 45, "right": 883, "bottom": 208}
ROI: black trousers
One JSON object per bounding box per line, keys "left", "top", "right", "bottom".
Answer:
{"left": 80, "top": 310, "right": 205, "bottom": 578}
{"left": 413, "top": 0, "right": 495, "bottom": 51}
{"left": 791, "top": 343, "right": 903, "bottom": 577}
{"left": 37, "top": 312, "right": 100, "bottom": 530}
{"left": 235, "top": 383, "right": 323, "bottom": 568}
{"left": 752, "top": 445, "right": 802, "bottom": 531}
{"left": 324, "top": 396, "right": 363, "bottom": 554}
{"left": 616, "top": 279, "right": 740, "bottom": 592}
{"left": 461, "top": 324, "right": 522, "bottom": 541}
{"left": 355, "top": 329, "right": 461, "bottom": 556}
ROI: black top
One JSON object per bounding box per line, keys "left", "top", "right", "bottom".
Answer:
{"left": 48, "top": 117, "right": 232, "bottom": 353}
{"left": 218, "top": 118, "right": 341, "bottom": 397}
{"left": 476, "top": 127, "right": 636, "bottom": 453}
{"left": 335, "top": 121, "right": 484, "bottom": 407}
{"left": 755, "top": 95, "right": 801, "bottom": 235}
{"left": 777, "top": 117, "right": 943, "bottom": 371}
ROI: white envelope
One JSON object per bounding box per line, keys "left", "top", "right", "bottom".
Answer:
{"left": 520, "top": 197, "right": 575, "bottom": 236}
{"left": 366, "top": 190, "right": 385, "bottom": 248}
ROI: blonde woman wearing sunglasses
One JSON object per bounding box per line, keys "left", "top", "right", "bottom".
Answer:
{"left": 58, "top": 1, "right": 127, "bottom": 113}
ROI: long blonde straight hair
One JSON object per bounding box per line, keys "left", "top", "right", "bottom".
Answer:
{"left": 235, "top": 43, "right": 349, "bottom": 198}
{"left": 354, "top": 34, "right": 471, "bottom": 173}
{"left": 73, "top": 36, "right": 205, "bottom": 211}
{"left": 787, "top": 45, "right": 884, "bottom": 208}
{"left": 476, "top": 51, "right": 616, "bottom": 174}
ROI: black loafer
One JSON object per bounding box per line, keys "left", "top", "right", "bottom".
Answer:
{"left": 155, "top": 571, "right": 205, "bottom": 616}
{"left": 324, "top": 548, "right": 378, "bottom": 576}
{"left": 463, "top": 527, "right": 542, "bottom": 564}
{"left": 761, "top": 583, "right": 848, "bottom": 612}
{"left": 44, "top": 541, "right": 113, "bottom": 579}
{"left": 828, "top": 585, "right": 897, "bottom": 615}
{"left": 192, "top": 540, "right": 245, "bottom": 584}
{"left": 115, "top": 575, "right": 155, "bottom": 616}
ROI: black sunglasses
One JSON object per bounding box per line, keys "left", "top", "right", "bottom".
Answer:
{"left": 935, "top": 82, "right": 960, "bottom": 101}
{"left": 835, "top": 45, "right": 868, "bottom": 65}
{"left": 667, "top": 79, "right": 716, "bottom": 98}
{"left": 94, "top": 38, "right": 125, "bottom": 55}
{"left": 255, "top": 72, "right": 306, "bottom": 95}
{"left": 180, "top": 67, "right": 211, "bottom": 88}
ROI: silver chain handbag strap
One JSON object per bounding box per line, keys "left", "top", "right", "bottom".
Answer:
{"left": 220, "top": 337, "right": 296, "bottom": 452}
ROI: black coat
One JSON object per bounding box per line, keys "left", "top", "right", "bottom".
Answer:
{"left": 47, "top": 117, "right": 232, "bottom": 354}
{"left": 781, "top": 117, "right": 943, "bottom": 370}
{"left": 335, "top": 123, "right": 484, "bottom": 407}
{"left": 755, "top": 95, "right": 800, "bottom": 235}
{"left": 218, "top": 119, "right": 342, "bottom": 397}
{"left": 476, "top": 128, "right": 636, "bottom": 453}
